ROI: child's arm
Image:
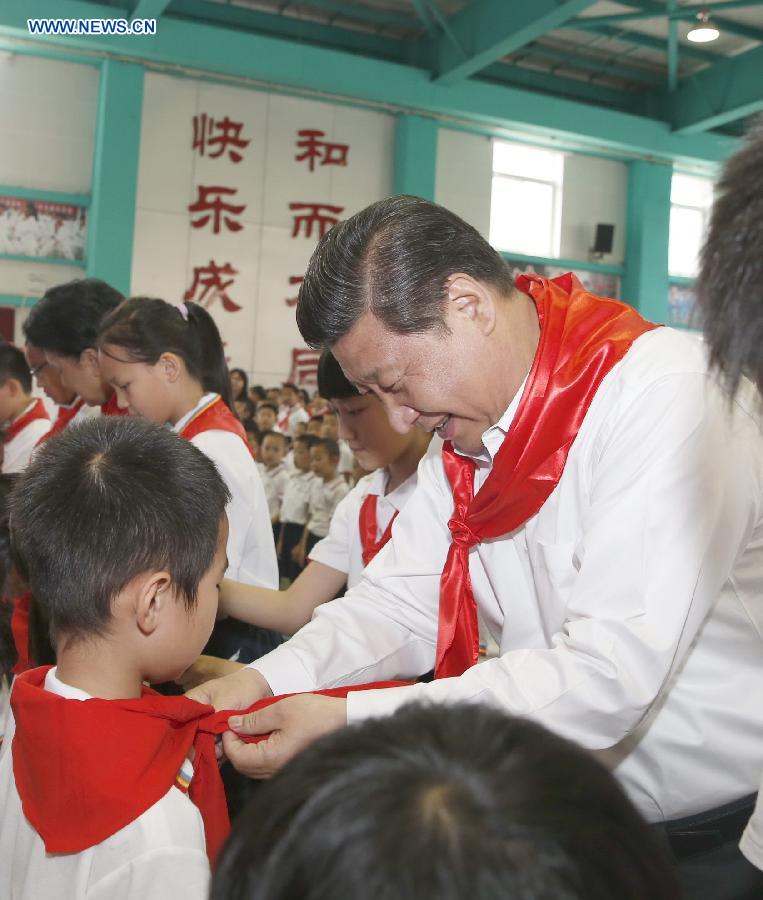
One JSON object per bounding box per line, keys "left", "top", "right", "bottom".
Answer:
{"left": 219, "top": 561, "right": 346, "bottom": 635}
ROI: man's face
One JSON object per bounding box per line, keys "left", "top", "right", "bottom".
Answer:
{"left": 25, "top": 344, "right": 75, "bottom": 406}
{"left": 46, "top": 349, "right": 109, "bottom": 406}
{"left": 332, "top": 307, "right": 498, "bottom": 456}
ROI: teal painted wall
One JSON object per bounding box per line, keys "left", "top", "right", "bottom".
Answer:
{"left": 394, "top": 114, "right": 438, "bottom": 200}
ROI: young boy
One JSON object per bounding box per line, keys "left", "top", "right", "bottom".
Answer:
{"left": 0, "top": 417, "right": 231, "bottom": 899}
{"left": 21, "top": 278, "right": 126, "bottom": 414}
{"left": 255, "top": 401, "right": 279, "bottom": 434}
{"left": 0, "top": 346, "right": 50, "bottom": 473}
{"left": 257, "top": 431, "right": 290, "bottom": 527}
{"left": 277, "top": 434, "right": 316, "bottom": 581}
{"left": 294, "top": 438, "right": 349, "bottom": 568}
{"left": 277, "top": 382, "right": 310, "bottom": 438}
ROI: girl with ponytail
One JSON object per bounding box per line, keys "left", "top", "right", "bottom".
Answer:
{"left": 96, "top": 298, "right": 281, "bottom": 661}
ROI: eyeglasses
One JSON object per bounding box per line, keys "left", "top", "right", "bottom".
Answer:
{"left": 29, "top": 362, "right": 48, "bottom": 378}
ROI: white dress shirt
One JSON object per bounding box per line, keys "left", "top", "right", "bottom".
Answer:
{"left": 336, "top": 439, "right": 354, "bottom": 475}
{"left": 2, "top": 401, "right": 51, "bottom": 474}
{"left": 0, "top": 669, "right": 210, "bottom": 899}
{"left": 278, "top": 405, "right": 310, "bottom": 438}
{"left": 252, "top": 328, "right": 763, "bottom": 822}
{"left": 174, "top": 394, "right": 278, "bottom": 589}
{"left": 740, "top": 784, "right": 763, "bottom": 871}
{"left": 280, "top": 470, "right": 315, "bottom": 526}
{"left": 310, "top": 463, "right": 425, "bottom": 590}
{"left": 306, "top": 474, "right": 350, "bottom": 538}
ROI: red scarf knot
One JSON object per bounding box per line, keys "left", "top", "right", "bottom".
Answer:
{"left": 447, "top": 516, "right": 480, "bottom": 548}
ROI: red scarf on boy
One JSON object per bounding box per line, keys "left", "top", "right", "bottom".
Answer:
{"left": 4, "top": 399, "right": 49, "bottom": 444}
{"left": 36, "top": 398, "right": 86, "bottom": 445}
{"left": 435, "top": 274, "right": 659, "bottom": 678}
{"left": 180, "top": 395, "right": 253, "bottom": 458}
{"left": 358, "top": 495, "right": 398, "bottom": 566}
{"left": 11, "top": 668, "right": 406, "bottom": 865}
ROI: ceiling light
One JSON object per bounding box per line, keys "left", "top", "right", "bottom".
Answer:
{"left": 687, "top": 10, "right": 719, "bottom": 43}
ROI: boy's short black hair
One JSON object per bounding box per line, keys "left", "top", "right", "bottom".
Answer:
{"left": 10, "top": 417, "right": 230, "bottom": 642}
{"left": 22, "top": 278, "right": 124, "bottom": 357}
{"left": 293, "top": 434, "right": 319, "bottom": 450}
{"left": 311, "top": 437, "right": 340, "bottom": 461}
{"left": 212, "top": 703, "right": 679, "bottom": 900}
{"left": 260, "top": 430, "right": 288, "bottom": 449}
{"left": 0, "top": 345, "right": 32, "bottom": 394}
{"left": 317, "top": 351, "right": 359, "bottom": 401}
{"left": 257, "top": 401, "right": 278, "bottom": 415}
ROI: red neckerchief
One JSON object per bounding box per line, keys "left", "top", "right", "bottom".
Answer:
{"left": 435, "top": 273, "right": 660, "bottom": 678}
{"left": 36, "top": 398, "right": 85, "bottom": 446}
{"left": 11, "top": 667, "right": 406, "bottom": 863}
{"left": 358, "top": 494, "right": 398, "bottom": 567}
{"left": 277, "top": 406, "right": 291, "bottom": 432}
{"left": 179, "top": 395, "right": 253, "bottom": 459}
{"left": 10, "top": 591, "right": 32, "bottom": 674}
{"left": 4, "top": 399, "right": 49, "bottom": 443}
{"left": 100, "top": 392, "right": 128, "bottom": 416}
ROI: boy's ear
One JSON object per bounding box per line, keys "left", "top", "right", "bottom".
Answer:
{"left": 80, "top": 348, "right": 100, "bottom": 376}
{"left": 134, "top": 571, "right": 173, "bottom": 636}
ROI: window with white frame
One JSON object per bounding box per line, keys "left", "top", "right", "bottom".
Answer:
{"left": 668, "top": 173, "right": 715, "bottom": 278}
{"left": 489, "top": 140, "right": 564, "bottom": 257}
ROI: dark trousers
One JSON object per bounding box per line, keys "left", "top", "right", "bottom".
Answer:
{"left": 655, "top": 794, "right": 763, "bottom": 899}
{"left": 278, "top": 521, "right": 305, "bottom": 582}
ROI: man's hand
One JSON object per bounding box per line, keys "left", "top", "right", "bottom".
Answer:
{"left": 222, "top": 694, "right": 347, "bottom": 778}
{"left": 185, "top": 665, "right": 273, "bottom": 710}
{"left": 176, "top": 655, "right": 245, "bottom": 691}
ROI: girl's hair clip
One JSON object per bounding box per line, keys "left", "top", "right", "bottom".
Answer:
{"left": 176, "top": 302, "right": 189, "bottom": 320}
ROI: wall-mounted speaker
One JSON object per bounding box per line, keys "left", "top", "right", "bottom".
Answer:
{"left": 592, "top": 223, "right": 615, "bottom": 256}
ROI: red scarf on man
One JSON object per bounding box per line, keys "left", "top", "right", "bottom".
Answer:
{"left": 435, "top": 273, "right": 659, "bottom": 679}
{"left": 4, "top": 399, "right": 49, "bottom": 444}
{"left": 180, "top": 395, "right": 253, "bottom": 458}
{"left": 36, "top": 398, "right": 86, "bottom": 446}
{"left": 11, "top": 667, "right": 405, "bottom": 864}
{"left": 358, "top": 494, "right": 398, "bottom": 566}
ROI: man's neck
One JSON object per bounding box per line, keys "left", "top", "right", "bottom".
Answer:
{"left": 55, "top": 637, "right": 144, "bottom": 700}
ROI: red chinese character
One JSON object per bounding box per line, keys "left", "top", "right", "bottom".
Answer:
{"left": 189, "top": 186, "right": 245, "bottom": 234}
{"left": 295, "top": 130, "right": 349, "bottom": 172}
{"left": 289, "top": 347, "right": 322, "bottom": 385}
{"left": 285, "top": 275, "right": 304, "bottom": 307}
{"left": 192, "top": 114, "right": 251, "bottom": 163}
{"left": 289, "top": 202, "right": 343, "bottom": 239}
{"left": 184, "top": 260, "right": 242, "bottom": 313}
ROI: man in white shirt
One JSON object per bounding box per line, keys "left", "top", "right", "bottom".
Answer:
{"left": 192, "top": 196, "right": 763, "bottom": 897}
{"left": 695, "top": 119, "right": 763, "bottom": 895}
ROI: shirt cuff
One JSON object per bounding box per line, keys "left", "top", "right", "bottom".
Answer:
{"left": 248, "top": 645, "right": 318, "bottom": 696}
{"left": 345, "top": 681, "right": 428, "bottom": 723}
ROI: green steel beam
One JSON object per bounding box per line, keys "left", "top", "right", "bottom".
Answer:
{"left": 621, "top": 159, "right": 672, "bottom": 321}
{"left": 132, "top": 0, "right": 170, "bottom": 19}
{"left": 0, "top": 0, "right": 737, "bottom": 164}
{"left": 287, "top": 0, "right": 415, "bottom": 29}
{"left": 667, "top": 0, "right": 678, "bottom": 91}
{"left": 409, "top": 0, "right": 435, "bottom": 35}
{"left": 435, "top": 0, "right": 598, "bottom": 84}
{"left": 480, "top": 63, "right": 637, "bottom": 108}
{"left": 86, "top": 58, "right": 144, "bottom": 293}
{"left": 393, "top": 114, "right": 437, "bottom": 200}
{"left": 514, "top": 43, "right": 664, "bottom": 85}
{"left": 668, "top": 43, "right": 763, "bottom": 132}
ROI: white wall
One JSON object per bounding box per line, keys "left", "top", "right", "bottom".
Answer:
{"left": 434, "top": 128, "right": 492, "bottom": 239}
{"left": 131, "top": 73, "right": 394, "bottom": 386}
{"left": 560, "top": 155, "right": 627, "bottom": 264}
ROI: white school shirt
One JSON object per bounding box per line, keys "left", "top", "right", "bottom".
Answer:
{"left": 306, "top": 474, "right": 350, "bottom": 538}
{"left": 309, "top": 463, "right": 425, "bottom": 590}
{"left": 257, "top": 462, "right": 290, "bottom": 521}
{"left": 252, "top": 327, "right": 763, "bottom": 823}
{"left": 336, "top": 439, "right": 354, "bottom": 475}
{"left": 2, "top": 402, "right": 51, "bottom": 474}
{"left": 280, "top": 469, "right": 316, "bottom": 526}
{"left": 0, "top": 669, "right": 210, "bottom": 900}
{"left": 278, "top": 405, "right": 310, "bottom": 438}
{"left": 740, "top": 784, "right": 763, "bottom": 871}
{"left": 174, "top": 394, "right": 278, "bottom": 589}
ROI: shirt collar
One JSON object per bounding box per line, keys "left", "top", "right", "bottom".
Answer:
{"left": 45, "top": 667, "right": 93, "bottom": 701}
{"left": 456, "top": 374, "right": 529, "bottom": 466}
{"left": 172, "top": 392, "right": 218, "bottom": 433}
